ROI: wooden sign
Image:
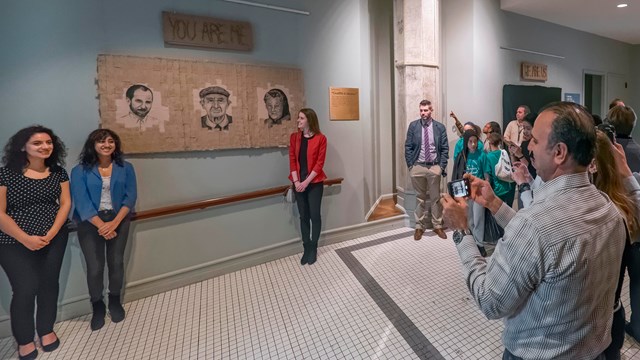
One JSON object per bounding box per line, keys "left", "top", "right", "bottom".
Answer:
{"left": 521, "top": 62, "right": 548, "bottom": 82}
{"left": 329, "top": 87, "right": 360, "bottom": 121}
{"left": 162, "top": 12, "right": 253, "bottom": 51}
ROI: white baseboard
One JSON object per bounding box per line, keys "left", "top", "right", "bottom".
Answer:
{"left": 0, "top": 216, "right": 407, "bottom": 339}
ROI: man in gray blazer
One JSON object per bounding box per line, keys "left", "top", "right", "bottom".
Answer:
{"left": 404, "top": 99, "right": 449, "bottom": 240}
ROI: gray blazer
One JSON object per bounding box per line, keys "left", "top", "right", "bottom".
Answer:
{"left": 404, "top": 118, "right": 449, "bottom": 172}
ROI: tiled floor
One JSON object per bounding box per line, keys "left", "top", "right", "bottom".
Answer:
{"left": 1, "top": 227, "right": 640, "bottom": 359}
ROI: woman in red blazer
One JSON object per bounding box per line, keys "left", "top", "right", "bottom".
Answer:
{"left": 288, "top": 108, "right": 327, "bottom": 265}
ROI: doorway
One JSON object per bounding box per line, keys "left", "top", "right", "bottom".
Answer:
{"left": 583, "top": 72, "right": 604, "bottom": 117}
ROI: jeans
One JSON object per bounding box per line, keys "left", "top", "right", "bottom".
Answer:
{"left": 0, "top": 226, "right": 69, "bottom": 345}
{"left": 77, "top": 210, "right": 130, "bottom": 303}
{"left": 294, "top": 182, "right": 323, "bottom": 244}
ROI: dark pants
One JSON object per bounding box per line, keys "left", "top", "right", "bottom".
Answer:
{"left": 503, "top": 349, "right": 606, "bottom": 360}
{"left": 498, "top": 186, "right": 516, "bottom": 209}
{"left": 627, "top": 243, "right": 640, "bottom": 338}
{"left": 0, "top": 226, "right": 69, "bottom": 345}
{"left": 77, "top": 210, "right": 130, "bottom": 303}
{"left": 294, "top": 182, "right": 323, "bottom": 244}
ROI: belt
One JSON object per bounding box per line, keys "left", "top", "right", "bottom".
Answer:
{"left": 415, "top": 161, "right": 437, "bottom": 166}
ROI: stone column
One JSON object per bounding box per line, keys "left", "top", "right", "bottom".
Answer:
{"left": 394, "top": 0, "right": 441, "bottom": 226}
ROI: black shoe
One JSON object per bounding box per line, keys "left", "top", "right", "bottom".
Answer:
{"left": 91, "top": 300, "right": 106, "bottom": 331}
{"left": 301, "top": 244, "right": 310, "bottom": 265}
{"left": 41, "top": 336, "right": 60, "bottom": 352}
{"left": 18, "top": 348, "right": 38, "bottom": 360}
{"left": 307, "top": 243, "right": 318, "bottom": 265}
{"left": 109, "top": 294, "right": 125, "bottom": 323}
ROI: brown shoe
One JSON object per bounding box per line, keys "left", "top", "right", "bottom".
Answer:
{"left": 414, "top": 229, "right": 424, "bottom": 241}
{"left": 434, "top": 228, "right": 447, "bottom": 239}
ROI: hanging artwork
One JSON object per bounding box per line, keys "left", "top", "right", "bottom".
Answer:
{"left": 96, "top": 54, "right": 304, "bottom": 153}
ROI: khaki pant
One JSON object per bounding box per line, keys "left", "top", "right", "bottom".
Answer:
{"left": 410, "top": 164, "right": 443, "bottom": 230}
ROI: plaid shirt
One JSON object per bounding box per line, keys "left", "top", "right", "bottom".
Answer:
{"left": 457, "top": 172, "right": 626, "bottom": 359}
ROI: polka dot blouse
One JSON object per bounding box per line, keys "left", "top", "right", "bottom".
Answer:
{"left": 0, "top": 166, "right": 69, "bottom": 245}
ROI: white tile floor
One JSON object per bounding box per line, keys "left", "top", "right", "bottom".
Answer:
{"left": 1, "top": 227, "right": 639, "bottom": 359}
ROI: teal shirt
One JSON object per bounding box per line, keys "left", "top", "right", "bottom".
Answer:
{"left": 465, "top": 150, "right": 486, "bottom": 179}
{"left": 453, "top": 138, "right": 484, "bottom": 162}
{"left": 485, "top": 150, "right": 515, "bottom": 197}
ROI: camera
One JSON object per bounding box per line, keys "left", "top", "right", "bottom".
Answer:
{"left": 448, "top": 178, "right": 470, "bottom": 198}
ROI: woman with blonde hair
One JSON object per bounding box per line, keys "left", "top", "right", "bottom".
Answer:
{"left": 594, "top": 125, "right": 639, "bottom": 360}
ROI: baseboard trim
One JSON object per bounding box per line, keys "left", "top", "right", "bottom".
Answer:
{"left": 0, "top": 216, "right": 408, "bottom": 339}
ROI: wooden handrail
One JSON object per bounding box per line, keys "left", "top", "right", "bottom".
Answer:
{"left": 131, "top": 177, "right": 344, "bottom": 221}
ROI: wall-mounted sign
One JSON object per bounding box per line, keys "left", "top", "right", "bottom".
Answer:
{"left": 521, "top": 62, "right": 548, "bottom": 82}
{"left": 162, "top": 12, "right": 253, "bottom": 51}
{"left": 329, "top": 87, "right": 359, "bottom": 121}
{"left": 564, "top": 93, "right": 581, "bottom": 104}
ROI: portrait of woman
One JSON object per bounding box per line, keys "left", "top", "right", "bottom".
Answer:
{"left": 70, "top": 129, "right": 137, "bottom": 331}
{"left": 288, "top": 108, "right": 327, "bottom": 265}
{"left": 0, "top": 125, "right": 70, "bottom": 359}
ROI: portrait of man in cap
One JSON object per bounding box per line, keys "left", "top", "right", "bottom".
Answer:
{"left": 199, "top": 86, "right": 233, "bottom": 131}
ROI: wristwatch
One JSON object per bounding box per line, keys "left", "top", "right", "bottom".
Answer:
{"left": 453, "top": 229, "right": 472, "bottom": 245}
{"left": 518, "top": 183, "right": 531, "bottom": 193}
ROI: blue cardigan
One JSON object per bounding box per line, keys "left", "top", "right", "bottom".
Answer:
{"left": 70, "top": 161, "right": 137, "bottom": 222}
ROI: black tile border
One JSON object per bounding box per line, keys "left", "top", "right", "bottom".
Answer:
{"left": 335, "top": 231, "right": 446, "bottom": 360}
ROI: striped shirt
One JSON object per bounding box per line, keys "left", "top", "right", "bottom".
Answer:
{"left": 456, "top": 172, "right": 626, "bottom": 359}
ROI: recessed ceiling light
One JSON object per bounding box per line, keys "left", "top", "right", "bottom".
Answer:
{"left": 617, "top": 3, "right": 628, "bottom": 7}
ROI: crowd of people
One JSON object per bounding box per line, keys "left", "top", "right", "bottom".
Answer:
{"left": 408, "top": 98, "right": 639, "bottom": 359}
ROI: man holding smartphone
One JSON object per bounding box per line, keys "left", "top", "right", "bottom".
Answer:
{"left": 442, "top": 102, "right": 625, "bottom": 359}
{"left": 404, "top": 99, "right": 449, "bottom": 240}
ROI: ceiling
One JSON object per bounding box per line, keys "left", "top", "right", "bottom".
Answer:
{"left": 501, "top": 0, "right": 640, "bottom": 45}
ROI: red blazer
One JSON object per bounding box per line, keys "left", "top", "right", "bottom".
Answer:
{"left": 288, "top": 131, "right": 327, "bottom": 184}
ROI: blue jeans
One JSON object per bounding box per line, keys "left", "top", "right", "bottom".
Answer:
{"left": 77, "top": 210, "right": 131, "bottom": 303}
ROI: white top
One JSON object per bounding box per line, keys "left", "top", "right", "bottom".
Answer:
{"left": 99, "top": 176, "right": 113, "bottom": 211}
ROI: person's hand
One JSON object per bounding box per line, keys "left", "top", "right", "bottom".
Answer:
{"left": 463, "top": 173, "right": 502, "bottom": 214}
{"left": 21, "top": 235, "right": 49, "bottom": 251}
{"left": 295, "top": 180, "right": 310, "bottom": 192}
{"left": 612, "top": 143, "right": 633, "bottom": 177}
{"left": 441, "top": 194, "right": 469, "bottom": 230}
{"left": 508, "top": 144, "right": 523, "bottom": 158}
{"left": 103, "top": 231, "right": 117, "bottom": 240}
{"left": 512, "top": 162, "right": 533, "bottom": 185}
{"left": 98, "top": 221, "right": 119, "bottom": 237}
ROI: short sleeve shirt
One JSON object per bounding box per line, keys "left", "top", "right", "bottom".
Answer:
{"left": 0, "top": 166, "right": 69, "bottom": 245}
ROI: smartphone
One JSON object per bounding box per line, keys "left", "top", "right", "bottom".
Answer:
{"left": 448, "top": 178, "right": 471, "bottom": 198}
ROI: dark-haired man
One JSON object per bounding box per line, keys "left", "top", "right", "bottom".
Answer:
{"left": 443, "top": 102, "right": 625, "bottom": 359}
{"left": 404, "top": 99, "right": 449, "bottom": 240}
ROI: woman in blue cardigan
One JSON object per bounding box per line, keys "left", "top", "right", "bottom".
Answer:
{"left": 70, "top": 129, "right": 137, "bottom": 331}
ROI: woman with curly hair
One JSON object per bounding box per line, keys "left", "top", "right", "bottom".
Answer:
{"left": 0, "top": 125, "right": 70, "bottom": 359}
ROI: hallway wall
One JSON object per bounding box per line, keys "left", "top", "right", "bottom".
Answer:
{"left": 443, "top": 0, "right": 634, "bottom": 154}
{"left": 0, "top": 0, "right": 387, "bottom": 337}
